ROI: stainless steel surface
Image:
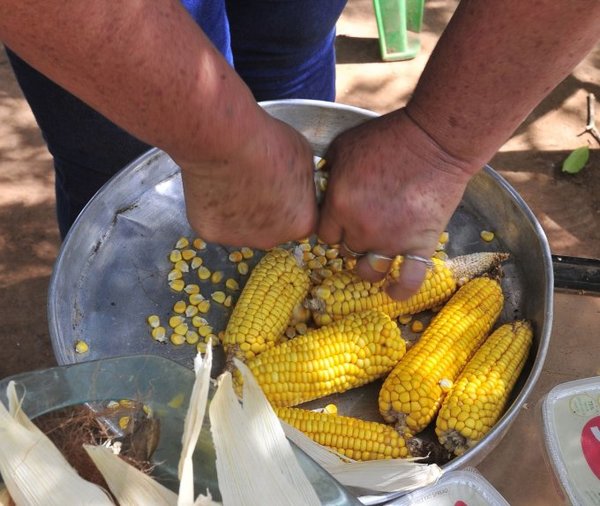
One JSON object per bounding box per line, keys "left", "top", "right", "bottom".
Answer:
{"left": 48, "top": 99, "right": 553, "bottom": 500}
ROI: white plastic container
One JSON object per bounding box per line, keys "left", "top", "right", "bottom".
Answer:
{"left": 386, "top": 468, "right": 509, "bottom": 505}
{"left": 541, "top": 376, "right": 600, "bottom": 505}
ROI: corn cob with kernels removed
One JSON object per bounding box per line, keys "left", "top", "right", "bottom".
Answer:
{"left": 276, "top": 407, "right": 413, "bottom": 460}
{"left": 308, "top": 252, "right": 508, "bottom": 327}
{"left": 241, "top": 309, "right": 406, "bottom": 407}
{"left": 222, "top": 248, "right": 310, "bottom": 361}
{"left": 379, "top": 276, "right": 504, "bottom": 435}
{"left": 435, "top": 320, "right": 533, "bottom": 456}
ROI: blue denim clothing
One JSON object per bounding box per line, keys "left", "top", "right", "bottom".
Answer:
{"left": 6, "top": 0, "right": 346, "bottom": 238}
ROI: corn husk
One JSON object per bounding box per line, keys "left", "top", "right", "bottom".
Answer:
{"left": 177, "top": 345, "right": 219, "bottom": 506}
{"left": 0, "top": 381, "right": 113, "bottom": 505}
{"left": 84, "top": 444, "right": 178, "bottom": 505}
{"left": 208, "top": 360, "right": 320, "bottom": 506}
{"left": 282, "top": 421, "right": 443, "bottom": 493}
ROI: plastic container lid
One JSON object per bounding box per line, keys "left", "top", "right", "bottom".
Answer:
{"left": 386, "top": 468, "right": 509, "bottom": 505}
{"left": 542, "top": 376, "right": 600, "bottom": 505}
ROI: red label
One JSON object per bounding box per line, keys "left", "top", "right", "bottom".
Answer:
{"left": 581, "top": 415, "right": 600, "bottom": 479}
{"left": 454, "top": 501, "right": 468, "bottom": 506}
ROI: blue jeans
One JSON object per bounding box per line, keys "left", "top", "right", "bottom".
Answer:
{"left": 6, "top": 0, "right": 346, "bottom": 238}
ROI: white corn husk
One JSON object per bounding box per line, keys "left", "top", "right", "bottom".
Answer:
{"left": 177, "top": 346, "right": 216, "bottom": 506}
{"left": 282, "top": 422, "right": 443, "bottom": 493}
{"left": 208, "top": 360, "right": 320, "bottom": 506}
{"left": 84, "top": 444, "right": 178, "bottom": 506}
{"left": 0, "top": 381, "right": 113, "bottom": 506}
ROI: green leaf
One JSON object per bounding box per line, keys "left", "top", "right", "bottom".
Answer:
{"left": 562, "top": 146, "right": 590, "bottom": 174}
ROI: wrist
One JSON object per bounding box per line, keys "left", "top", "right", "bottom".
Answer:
{"left": 405, "top": 100, "right": 494, "bottom": 177}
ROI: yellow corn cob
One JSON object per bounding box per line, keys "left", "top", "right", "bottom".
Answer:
{"left": 242, "top": 310, "right": 406, "bottom": 407}
{"left": 222, "top": 248, "right": 310, "bottom": 361}
{"left": 276, "top": 407, "right": 412, "bottom": 460}
{"left": 308, "top": 252, "right": 508, "bottom": 326}
{"left": 435, "top": 320, "right": 533, "bottom": 455}
{"left": 378, "top": 276, "right": 503, "bottom": 435}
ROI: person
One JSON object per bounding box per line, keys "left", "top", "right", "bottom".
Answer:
{"left": 0, "top": 0, "right": 599, "bottom": 300}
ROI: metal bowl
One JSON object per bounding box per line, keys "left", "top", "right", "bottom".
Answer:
{"left": 48, "top": 99, "right": 553, "bottom": 492}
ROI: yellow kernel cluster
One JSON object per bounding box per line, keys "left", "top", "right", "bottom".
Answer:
{"left": 145, "top": 235, "right": 247, "bottom": 348}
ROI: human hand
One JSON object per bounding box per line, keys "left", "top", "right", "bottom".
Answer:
{"left": 178, "top": 110, "right": 317, "bottom": 249}
{"left": 317, "top": 109, "right": 478, "bottom": 300}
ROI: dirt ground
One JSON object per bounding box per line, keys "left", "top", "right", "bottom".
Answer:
{"left": 0, "top": 1, "right": 598, "bottom": 504}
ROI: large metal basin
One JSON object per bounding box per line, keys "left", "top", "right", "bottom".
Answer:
{"left": 48, "top": 99, "right": 553, "bottom": 496}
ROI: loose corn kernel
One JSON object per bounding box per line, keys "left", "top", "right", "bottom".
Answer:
{"left": 142, "top": 404, "right": 153, "bottom": 417}
{"left": 211, "top": 271, "right": 224, "bottom": 284}
{"left": 198, "top": 324, "right": 213, "bottom": 337}
{"left": 411, "top": 320, "right": 425, "bottom": 333}
{"left": 241, "top": 247, "right": 254, "bottom": 259}
{"left": 185, "top": 330, "right": 200, "bottom": 345}
{"left": 174, "top": 260, "right": 189, "bottom": 273}
{"left": 147, "top": 315, "right": 160, "bottom": 328}
{"left": 169, "top": 315, "right": 185, "bottom": 328}
{"left": 193, "top": 238, "right": 207, "bottom": 250}
{"left": 229, "top": 251, "right": 243, "bottom": 263}
{"left": 439, "top": 378, "right": 454, "bottom": 393}
{"left": 224, "top": 295, "right": 233, "bottom": 307}
{"left": 151, "top": 326, "right": 167, "bottom": 342}
{"left": 323, "top": 404, "right": 338, "bottom": 415}
{"left": 197, "top": 300, "right": 211, "bottom": 313}
{"left": 118, "top": 416, "right": 130, "bottom": 430}
{"left": 189, "top": 293, "right": 205, "bottom": 305}
{"left": 169, "top": 249, "right": 182, "bottom": 263}
{"left": 191, "top": 257, "right": 203, "bottom": 270}
{"left": 312, "top": 244, "right": 326, "bottom": 257}
{"left": 192, "top": 315, "right": 208, "bottom": 328}
{"left": 325, "top": 248, "right": 339, "bottom": 260}
{"left": 211, "top": 291, "right": 226, "bottom": 304}
{"left": 175, "top": 237, "right": 190, "bottom": 249}
{"left": 185, "top": 304, "right": 199, "bottom": 317}
{"left": 439, "top": 231, "right": 450, "bottom": 245}
{"left": 75, "top": 340, "right": 89, "bottom": 354}
{"left": 184, "top": 283, "right": 200, "bottom": 294}
{"left": 168, "top": 269, "right": 183, "bottom": 281}
{"left": 295, "top": 322, "right": 308, "bottom": 335}
{"left": 174, "top": 323, "right": 188, "bottom": 335}
{"left": 181, "top": 249, "right": 197, "bottom": 261}
{"left": 173, "top": 300, "right": 187, "bottom": 314}
{"left": 196, "top": 342, "right": 207, "bottom": 353}
{"left": 197, "top": 266, "right": 211, "bottom": 280}
{"left": 237, "top": 261, "right": 249, "bottom": 275}
{"left": 169, "top": 279, "right": 185, "bottom": 291}
{"left": 480, "top": 230, "right": 495, "bottom": 242}
{"left": 398, "top": 315, "right": 412, "bottom": 325}
{"left": 225, "top": 278, "right": 240, "bottom": 291}
{"left": 170, "top": 333, "right": 186, "bottom": 346}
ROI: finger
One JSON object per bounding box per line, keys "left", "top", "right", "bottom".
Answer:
{"left": 316, "top": 200, "right": 343, "bottom": 246}
{"left": 355, "top": 252, "right": 394, "bottom": 283}
{"left": 339, "top": 240, "right": 366, "bottom": 260}
{"left": 386, "top": 255, "right": 431, "bottom": 300}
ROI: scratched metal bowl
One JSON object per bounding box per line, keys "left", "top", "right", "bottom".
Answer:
{"left": 48, "top": 99, "right": 553, "bottom": 502}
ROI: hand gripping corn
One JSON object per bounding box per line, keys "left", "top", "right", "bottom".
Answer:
{"left": 308, "top": 252, "right": 508, "bottom": 326}
{"left": 222, "top": 248, "right": 310, "bottom": 361}
{"left": 242, "top": 310, "right": 406, "bottom": 407}
{"left": 378, "top": 276, "right": 504, "bottom": 435}
{"left": 435, "top": 320, "right": 533, "bottom": 455}
{"left": 276, "top": 407, "right": 412, "bottom": 460}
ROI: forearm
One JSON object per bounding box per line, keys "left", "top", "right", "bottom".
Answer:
{"left": 406, "top": 0, "right": 600, "bottom": 171}
{"left": 0, "top": 0, "right": 262, "bottom": 163}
